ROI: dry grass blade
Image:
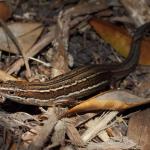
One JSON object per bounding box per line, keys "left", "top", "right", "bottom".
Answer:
{"left": 81, "top": 111, "right": 119, "bottom": 143}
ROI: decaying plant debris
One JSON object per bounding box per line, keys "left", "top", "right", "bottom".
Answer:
{"left": 0, "top": 0, "right": 149, "bottom": 149}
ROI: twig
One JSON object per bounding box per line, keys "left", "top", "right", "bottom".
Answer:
{"left": 28, "top": 57, "right": 51, "bottom": 67}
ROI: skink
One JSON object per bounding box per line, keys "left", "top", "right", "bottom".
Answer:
{"left": 0, "top": 22, "right": 149, "bottom": 106}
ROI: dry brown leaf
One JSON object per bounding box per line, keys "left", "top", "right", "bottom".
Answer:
{"left": 0, "top": 1, "right": 12, "bottom": 21}
{"left": 64, "top": 90, "right": 150, "bottom": 116}
{"left": 0, "top": 22, "right": 43, "bottom": 54}
{"left": 51, "top": 41, "right": 70, "bottom": 78}
{"left": 89, "top": 19, "right": 150, "bottom": 65}
{"left": 0, "top": 70, "right": 17, "bottom": 81}
{"left": 127, "top": 109, "right": 150, "bottom": 150}
{"left": 66, "top": 123, "right": 84, "bottom": 146}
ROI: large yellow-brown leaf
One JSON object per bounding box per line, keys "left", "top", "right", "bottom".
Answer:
{"left": 63, "top": 90, "right": 150, "bottom": 116}
{"left": 89, "top": 19, "right": 150, "bottom": 65}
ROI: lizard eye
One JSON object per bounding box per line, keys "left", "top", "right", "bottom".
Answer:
{"left": 8, "top": 91, "right": 14, "bottom": 95}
